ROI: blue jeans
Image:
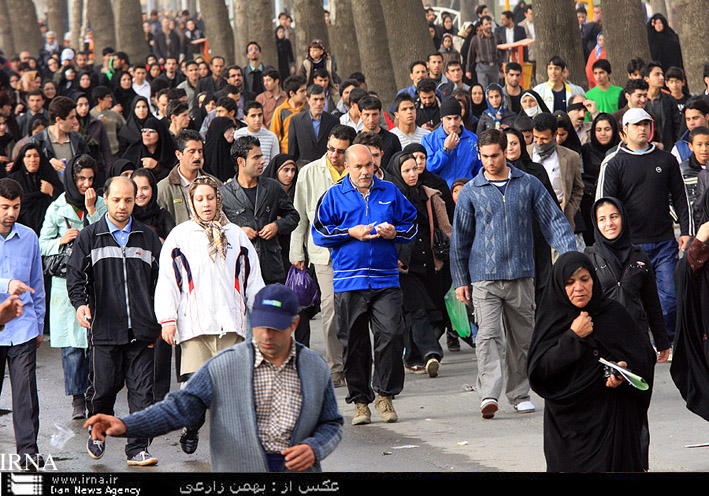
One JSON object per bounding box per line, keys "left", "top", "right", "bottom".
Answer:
{"left": 61, "top": 347, "right": 88, "bottom": 396}
{"left": 637, "top": 239, "right": 678, "bottom": 344}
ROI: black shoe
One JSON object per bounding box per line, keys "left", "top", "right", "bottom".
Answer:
{"left": 447, "top": 339, "right": 461, "bottom": 352}
{"left": 72, "top": 395, "right": 86, "bottom": 420}
{"left": 180, "top": 427, "right": 199, "bottom": 454}
{"left": 21, "top": 454, "right": 44, "bottom": 472}
{"left": 87, "top": 435, "right": 105, "bottom": 459}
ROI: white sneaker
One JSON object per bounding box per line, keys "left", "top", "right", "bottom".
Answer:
{"left": 514, "top": 400, "right": 535, "bottom": 413}
{"left": 480, "top": 398, "right": 498, "bottom": 419}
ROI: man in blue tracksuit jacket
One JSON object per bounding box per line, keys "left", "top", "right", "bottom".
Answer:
{"left": 312, "top": 144, "right": 417, "bottom": 426}
{"left": 422, "top": 97, "right": 483, "bottom": 187}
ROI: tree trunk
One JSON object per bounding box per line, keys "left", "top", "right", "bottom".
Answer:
{"left": 674, "top": 0, "right": 709, "bottom": 95}
{"left": 534, "top": 0, "right": 587, "bottom": 90}
{"left": 351, "top": 0, "right": 397, "bottom": 107}
{"left": 602, "top": 0, "right": 651, "bottom": 90}
{"left": 381, "top": 0, "right": 436, "bottom": 91}
{"left": 115, "top": 0, "right": 149, "bottom": 66}
{"left": 293, "top": 0, "right": 330, "bottom": 69}
{"left": 7, "top": 0, "right": 43, "bottom": 56}
{"left": 201, "top": 0, "right": 234, "bottom": 64}
{"left": 46, "top": 0, "right": 67, "bottom": 37}
{"left": 232, "top": 0, "right": 250, "bottom": 66}
{"left": 70, "top": 0, "right": 82, "bottom": 52}
{"left": 249, "top": 0, "right": 278, "bottom": 69}
{"left": 648, "top": 0, "right": 667, "bottom": 17}
{"left": 460, "top": 0, "right": 476, "bottom": 23}
{"left": 87, "top": 0, "right": 116, "bottom": 63}
{"left": 0, "top": 0, "right": 16, "bottom": 57}
{"left": 326, "top": 0, "right": 360, "bottom": 81}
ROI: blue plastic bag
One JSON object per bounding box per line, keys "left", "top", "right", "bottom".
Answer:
{"left": 285, "top": 265, "right": 321, "bottom": 309}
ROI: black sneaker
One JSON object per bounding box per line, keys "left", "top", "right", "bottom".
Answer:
{"left": 87, "top": 435, "right": 105, "bottom": 459}
{"left": 21, "top": 454, "right": 45, "bottom": 472}
{"left": 179, "top": 427, "right": 199, "bottom": 454}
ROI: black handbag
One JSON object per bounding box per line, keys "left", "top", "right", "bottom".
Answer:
{"left": 426, "top": 197, "right": 450, "bottom": 262}
{"left": 43, "top": 218, "right": 81, "bottom": 278}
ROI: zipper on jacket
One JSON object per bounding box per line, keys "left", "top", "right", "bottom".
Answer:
{"left": 121, "top": 245, "right": 133, "bottom": 331}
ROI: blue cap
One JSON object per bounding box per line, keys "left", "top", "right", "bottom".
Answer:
{"left": 250, "top": 284, "right": 300, "bottom": 331}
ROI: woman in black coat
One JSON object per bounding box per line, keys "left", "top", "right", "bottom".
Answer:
{"left": 275, "top": 26, "right": 295, "bottom": 81}
{"left": 647, "top": 14, "right": 684, "bottom": 73}
{"left": 121, "top": 117, "right": 175, "bottom": 182}
{"left": 529, "top": 251, "right": 656, "bottom": 472}
{"left": 118, "top": 96, "right": 151, "bottom": 156}
{"left": 203, "top": 117, "right": 237, "bottom": 183}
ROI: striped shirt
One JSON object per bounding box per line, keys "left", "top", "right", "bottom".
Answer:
{"left": 253, "top": 339, "right": 301, "bottom": 453}
{"left": 391, "top": 126, "right": 431, "bottom": 148}
{"left": 235, "top": 127, "right": 280, "bottom": 165}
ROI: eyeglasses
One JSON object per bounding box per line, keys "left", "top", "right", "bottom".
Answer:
{"left": 327, "top": 146, "right": 346, "bottom": 155}
{"left": 141, "top": 128, "right": 156, "bottom": 134}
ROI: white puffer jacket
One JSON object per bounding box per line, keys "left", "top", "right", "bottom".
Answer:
{"left": 155, "top": 220, "right": 265, "bottom": 344}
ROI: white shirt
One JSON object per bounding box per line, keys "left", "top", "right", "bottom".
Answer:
{"left": 505, "top": 27, "right": 515, "bottom": 45}
{"left": 133, "top": 80, "right": 151, "bottom": 101}
{"left": 234, "top": 127, "right": 280, "bottom": 165}
{"left": 533, "top": 148, "right": 564, "bottom": 203}
{"left": 340, "top": 111, "right": 364, "bottom": 132}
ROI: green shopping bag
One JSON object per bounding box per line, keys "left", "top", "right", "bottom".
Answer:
{"left": 444, "top": 285, "right": 471, "bottom": 338}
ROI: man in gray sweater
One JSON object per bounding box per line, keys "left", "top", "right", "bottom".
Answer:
{"left": 84, "top": 284, "right": 343, "bottom": 472}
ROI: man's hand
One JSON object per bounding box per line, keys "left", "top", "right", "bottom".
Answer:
{"left": 455, "top": 285, "right": 470, "bottom": 305}
{"left": 348, "top": 224, "right": 379, "bottom": 241}
{"left": 0, "top": 295, "right": 23, "bottom": 325}
{"left": 375, "top": 222, "right": 396, "bottom": 240}
{"left": 50, "top": 158, "right": 66, "bottom": 173}
{"left": 241, "top": 226, "right": 258, "bottom": 240}
{"left": 583, "top": 99, "right": 597, "bottom": 114}
{"left": 291, "top": 261, "right": 305, "bottom": 271}
{"left": 36, "top": 334, "right": 43, "bottom": 349}
{"left": 443, "top": 130, "right": 460, "bottom": 151}
{"left": 678, "top": 235, "right": 691, "bottom": 251}
{"left": 84, "top": 414, "right": 127, "bottom": 440}
{"left": 161, "top": 324, "right": 177, "bottom": 345}
{"left": 76, "top": 305, "right": 92, "bottom": 328}
{"left": 258, "top": 222, "right": 278, "bottom": 240}
{"left": 8, "top": 280, "right": 35, "bottom": 296}
{"left": 281, "top": 443, "right": 316, "bottom": 471}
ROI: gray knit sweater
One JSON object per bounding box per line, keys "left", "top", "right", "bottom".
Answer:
{"left": 120, "top": 341, "right": 343, "bottom": 472}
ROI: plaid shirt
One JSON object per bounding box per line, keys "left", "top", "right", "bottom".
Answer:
{"left": 253, "top": 339, "right": 302, "bottom": 453}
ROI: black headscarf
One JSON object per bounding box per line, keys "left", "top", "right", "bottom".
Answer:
{"left": 203, "top": 117, "right": 237, "bottom": 183}
{"left": 647, "top": 14, "right": 684, "bottom": 72}
{"left": 591, "top": 197, "right": 633, "bottom": 280}
{"left": 63, "top": 154, "right": 96, "bottom": 211}
{"left": 386, "top": 151, "right": 425, "bottom": 212}
{"left": 469, "top": 83, "right": 488, "bottom": 118}
{"left": 109, "top": 158, "right": 137, "bottom": 178}
{"left": 264, "top": 153, "right": 298, "bottom": 198}
{"left": 554, "top": 110, "right": 583, "bottom": 155}
{"left": 402, "top": 143, "right": 455, "bottom": 221}
{"left": 8, "top": 143, "right": 63, "bottom": 234}
{"left": 121, "top": 117, "right": 175, "bottom": 181}
{"left": 528, "top": 251, "right": 655, "bottom": 472}
{"left": 73, "top": 93, "right": 100, "bottom": 149}
{"left": 581, "top": 112, "right": 619, "bottom": 185}
{"left": 194, "top": 93, "right": 216, "bottom": 130}
{"left": 130, "top": 167, "right": 175, "bottom": 240}
{"left": 521, "top": 89, "right": 551, "bottom": 117}
{"left": 118, "top": 96, "right": 151, "bottom": 154}
{"left": 112, "top": 71, "right": 138, "bottom": 119}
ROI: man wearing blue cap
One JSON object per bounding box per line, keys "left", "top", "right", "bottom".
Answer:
{"left": 83, "top": 284, "right": 343, "bottom": 472}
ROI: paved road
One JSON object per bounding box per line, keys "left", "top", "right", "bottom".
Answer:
{"left": 1, "top": 316, "right": 708, "bottom": 472}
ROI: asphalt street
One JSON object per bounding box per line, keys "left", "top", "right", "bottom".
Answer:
{"left": 1, "top": 315, "right": 708, "bottom": 473}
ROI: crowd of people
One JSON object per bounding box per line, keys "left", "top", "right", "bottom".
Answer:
{"left": 1, "top": 1, "right": 709, "bottom": 474}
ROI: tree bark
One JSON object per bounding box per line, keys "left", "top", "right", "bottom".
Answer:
{"left": 327, "top": 0, "right": 360, "bottom": 81}
{"left": 46, "top": 0, "right": 67, "bottom": 37}
{"left": 351, "top": 0, "right": 397, "bottom": 107}
{"left": 7, "top": 0, "right": 43, "bottom": 57}
{"left": 115, "top": 0, "right": 149, "bottom": 66}
{"left": 674, "top": 0, "right": 709, "bottom": 94}
{"left": 232, "top": 0, "right": 250, "bottom": 66}
{"left": 460, "top": 0, "right": 476, "bottom": 23}
{"left": 86, "top": 0, "right": 116, "bottom": 63}
{"left": 248, "top": 0, "right": 278, "bottom": 69}
{"left": 648, "top": 0, "right": 667, "bottom": 17}
{"left": 201, "top": 0, "right": 234, "bottom": 64}
{"left": 380, "top": 0, "right": 436, "bottom": 91}
{"left": 293, "top": 0, "right": 330, "bottom": 68}
{"left": 602, "top": 0, "right": 651, "bottom": 89}
{"left": 534, "top": 0, "right": 587, "bottom": 90}
{"left": 0, "top": 0, "right": 16, "bottom": 57}
{"left": 70, "top": 0, "right": 82, "bottom": 52}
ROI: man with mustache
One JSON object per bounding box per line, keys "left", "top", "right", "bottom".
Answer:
{"left": 312, "top": 144, "right": 417, "bottom": 426}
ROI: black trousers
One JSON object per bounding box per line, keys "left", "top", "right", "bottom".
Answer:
{"left": 153, "top": 340, "right": 186, "bottom": 402}
{"left": 0, "top": 338, "right": 40, "bottom": 456}
{"left": 403, "top": 308, "right": 444, "bottom": 366}
{"left": 335, "top": 287, "right": 405, "bottom": 405}
{"left": 87, "top": 339, "right": 155, "bottom": 457}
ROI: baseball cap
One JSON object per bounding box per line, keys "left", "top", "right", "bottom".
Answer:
{"left": 250, "top": 284, "right": 299, "bottom": 331}
{"left": 622, "top": 108, "right": 653, "bottom": 126}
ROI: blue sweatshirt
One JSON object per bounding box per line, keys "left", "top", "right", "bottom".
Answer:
{"left": 312, "top": 175, "right": 417, "bottom": 293}
{"left": 422, "top": 125, "right": 483, "bottom": 187}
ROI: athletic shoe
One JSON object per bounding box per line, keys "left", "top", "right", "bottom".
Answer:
{"left": 514, "top": 400, "right": 535, "bottom": 413}
{"left": 375, "top": 394, "right": 398, "bottom": 423}
{"left": 352, "top": 403, "right": 371, "bottom": 425}
{"left": 127, "top": 450, "right": 158, "bottom": 466}
{"left": 425, "top": 358, "right": 440, "bottom": 378}
{"left": 481, "top": 398, "right": 498, "bottom": 419}
{"left": 87, "top": 435, "right": 105, "bottom": 459}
